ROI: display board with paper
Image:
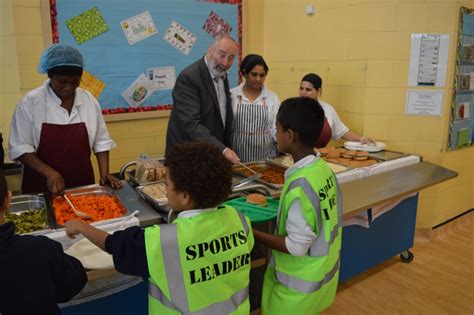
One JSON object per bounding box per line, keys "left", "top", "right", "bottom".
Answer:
{"left": 50, "top": 0, "right": 241, "bottom": 114}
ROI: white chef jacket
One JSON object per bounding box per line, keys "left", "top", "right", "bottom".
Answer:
{"left": 9, "top": 80, "right": 116, "bottom": 160}
{"left": 320, "top": 101, "right": 349, "bottom": 140}
{"left": 284, "top": 154, "right": 319, "bottom": 256}
{"left": 230, "top": 82, "right": 280, "bottom": 140}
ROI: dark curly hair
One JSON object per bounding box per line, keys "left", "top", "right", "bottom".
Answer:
{"left": 164, "top": 142, "right": 233, "bottom": 209}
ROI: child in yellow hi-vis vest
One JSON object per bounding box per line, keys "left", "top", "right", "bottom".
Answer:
{"left": 253, "top": 97, "right": 343, "bottom": 314}
{"left": 65, "top": 142, "right": 254, "bottom": 314}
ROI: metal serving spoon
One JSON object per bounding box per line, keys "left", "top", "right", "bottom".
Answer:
{"left": 63, "top": 194, "right": 91, "bottom": 220}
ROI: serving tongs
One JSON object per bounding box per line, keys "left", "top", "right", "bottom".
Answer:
{"left": 233, "top": 163, "right": 262, "bottom": 189}
{"left": 62, "top": 194, "right": 91, "bottom": 219}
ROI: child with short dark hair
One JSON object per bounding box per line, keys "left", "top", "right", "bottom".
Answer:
{"left": 0, "top": 170, "right": 87, "bottom": 315}
{"left": 253, "top": 97, "right": 342, "bottom": 314}
{"left": 65, "top": 142, "right": 254, "bottom": 314}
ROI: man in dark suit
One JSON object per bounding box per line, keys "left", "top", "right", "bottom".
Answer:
{"left": 166, "top": 34, "right": 240, "bottom": 164}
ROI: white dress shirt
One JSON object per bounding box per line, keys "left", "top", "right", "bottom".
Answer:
{"left": 284, "top": 154, "right": 319, "bottom": 256}
{"left": 204, "top": 57, "right": 227, "bottom": 126}
{"left": 9, "top": 80, "right": 116, "bottom": 160}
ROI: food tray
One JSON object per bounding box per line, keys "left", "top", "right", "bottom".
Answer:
{"left": 344, "top": 141, "right": 386, "bottom": 152}
{"left": 271, "top": 155, "right": 349, "bottom": 174}
{"left": 223, "top": 196, "right": 279, "bottom": 223}
{"left": 45, "top": 184, "right": 130, "bottom": 228}
{"left": 6, "top": 194, "right": 53, "bottom": 234}
{"left": 136, "top": 182, "right": 171, "bottom": 213}
{"left": 232, "top": 160, "right": 287, "bottom": 190}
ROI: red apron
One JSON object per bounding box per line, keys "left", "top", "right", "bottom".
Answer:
{"left": 22, "top": 122, "right": 95, "bottom": 194}
{"left": 314, "top": 117, "right": 332, "bottom": 148}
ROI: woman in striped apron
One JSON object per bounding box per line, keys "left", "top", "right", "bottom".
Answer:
{"left": 230, "top": 54, "right": 280, "bottom": 162}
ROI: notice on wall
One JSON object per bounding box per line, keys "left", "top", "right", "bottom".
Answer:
{"left": 406, "top": 90, "right": 444, "bottom": 116}
{"left": 163, "top": 20, "right": 196, "bottom": 55}
{"left": 122, "top": 74, "right": 152, "bottom": 106}
{"left": 121, "top": 11, "right": 158, "bottom": 45}
{"left": 147, "top": 66, "right": 176, "bottom": 91}
{"left": 408, "top": 34, "right": 450, "bottom": 87}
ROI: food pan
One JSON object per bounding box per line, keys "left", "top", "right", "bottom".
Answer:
{"left": 6, "top": 194, "right": 52, "bottom": 234}
{"left": 232, "top": 160, "right": 287, "bottom": 190}
{"left": 136, "top": 182, "right": 171, "bottom": 213}
{"left": 46, "top": 184, "right": 130, "bottom": 228}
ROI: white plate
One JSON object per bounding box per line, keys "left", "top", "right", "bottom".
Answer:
{"left": 65, "top": 238, "right": 114, "bottom": 270}
{"left": 344, "top": 141, "right": 386, "bottom": 152}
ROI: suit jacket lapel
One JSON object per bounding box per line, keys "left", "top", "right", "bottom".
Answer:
{"left": 200, "top": 58, "right": 220, "bottom": 113}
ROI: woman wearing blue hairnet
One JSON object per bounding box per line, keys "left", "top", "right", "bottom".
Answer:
{"left": 9, "top": 44, "right": 122, "bottom": 194}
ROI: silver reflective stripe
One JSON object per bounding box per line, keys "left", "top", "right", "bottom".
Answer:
{"left": 149, "top": 280, "right": 180, "bottom": 310}
{"left": 335, "top": 178, "right": 343, "bottom": 227}
{"left": 287, "top": 177, "right": 328, "bottom": 257}
{"left": 160, "top": 223, "right": 190, "bottom": 312}
{"left": 235, "top": 209, "right": 250, "bottom": 236}
{"left": 149, "top": 281, "right": 249, "bottom": 315}
{"left": 275, "top": 259, "right": 340, "bottom": 294}
{"left": 309, "top": 223, "right": 339, "bottom": 256}
{"left": 152, "top": 211, "right": 251, "bottom": 314}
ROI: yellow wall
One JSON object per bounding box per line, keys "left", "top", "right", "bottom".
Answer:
{"left": 248, "top": 0, "right": 473, "bottom": 227}
{"left": 0, "top": 0, "right": 168, "bottom": 178}
{"left": 0, "top": 0, "right": 472, "bottom": 228}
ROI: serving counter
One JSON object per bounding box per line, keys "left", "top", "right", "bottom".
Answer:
{"left": 228, "top": 155, "right": 458, "bottom": 282}
{"left": 58, "top": 154, "right": 456, "bottom": 314}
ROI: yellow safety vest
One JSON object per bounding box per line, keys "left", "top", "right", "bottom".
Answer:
{"left": 145, "top": 205, "right": 254, "bottom": 314}
{"left": 262, "top": 158, "right": 342, "bottom": 315}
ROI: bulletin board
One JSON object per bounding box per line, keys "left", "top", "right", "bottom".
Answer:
{"left": 49, "top": 0, "right": 242, "bottom": 114}
{"left": 448, "top": 7, "right": 474, "bottom": 150}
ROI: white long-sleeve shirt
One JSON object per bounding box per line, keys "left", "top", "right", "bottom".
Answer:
{"left": 283, "top": 154, "right": 319, "bottom": 256}
{"left": 9, "top": 80, "right": 116, "bottom": 160}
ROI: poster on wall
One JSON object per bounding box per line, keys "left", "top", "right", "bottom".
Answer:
{"left": 120, "top": 11, "right": 158, "bottom": 45}
{"left": 163, "top": 20, "right": 197, "bottom": 55}
{"left": 147, "top": 66, "right": 176, "bottom": 91}
{"left": 406, "top": 90, "right": 444, "bottom": 116}
{"left": 408, "top": 34, "right": 450, "bottom": 87}
{"left": 50, "top": 0, "right": 242, "bottom": 114}
{"left": 448, "top": 7, "right": 474, "bottom": 150}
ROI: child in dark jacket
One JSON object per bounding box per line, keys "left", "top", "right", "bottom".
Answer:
{"left": 0, "top": 171, "right": 87, "bottom": 315}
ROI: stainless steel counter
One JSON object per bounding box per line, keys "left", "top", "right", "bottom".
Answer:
{"left": 339, "top": 161, "right": 458, "bottom": 218}
{"left": 115, "top": 180, "right": 163, "bottom": 226}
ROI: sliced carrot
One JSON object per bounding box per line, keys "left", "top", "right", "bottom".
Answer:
{"left": 53, "top": 194, "right": 125, "bottom": 225}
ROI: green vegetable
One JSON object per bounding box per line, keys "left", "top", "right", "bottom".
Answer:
{"left": 4, "top": 208, "right": 48, "bottom": 234}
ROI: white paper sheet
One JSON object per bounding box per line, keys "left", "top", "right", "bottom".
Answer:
{"left": 406, "top": 90, "right": 444, "bottom": 116}
{"left": 408, "top": 34, "right": 450, "bottom": 87}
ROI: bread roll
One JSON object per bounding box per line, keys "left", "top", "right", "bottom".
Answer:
{"left": 342, "top": 150, "right": 357, "bottom": 159}
{"left": 353, "top": 151, "right": 369, "bottom": 161}
{"left": 246, "top": 193, "right": 267, "bottom": 207}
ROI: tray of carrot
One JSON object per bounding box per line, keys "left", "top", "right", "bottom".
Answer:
{"left": 45, "top": 184, "right": 129, "bottom": 227}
